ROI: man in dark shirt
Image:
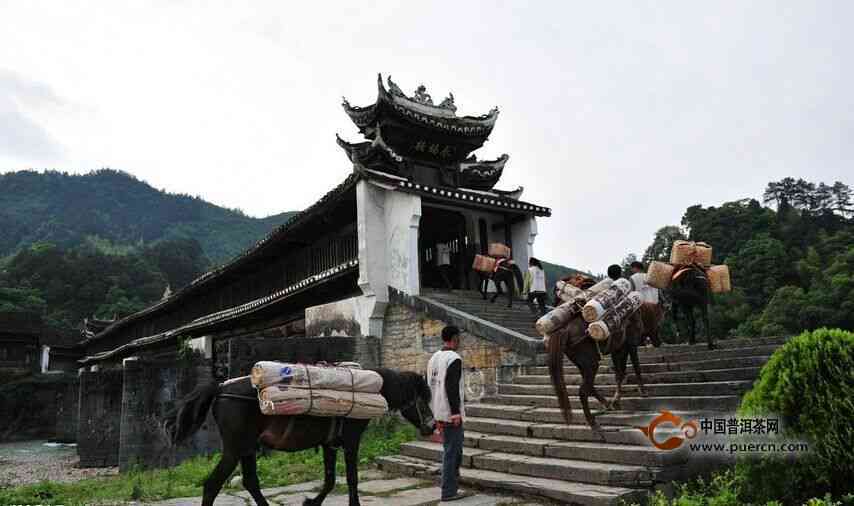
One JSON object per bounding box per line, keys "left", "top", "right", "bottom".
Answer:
{"left": 427, "top": 325, "right": 467, "bottom": 502}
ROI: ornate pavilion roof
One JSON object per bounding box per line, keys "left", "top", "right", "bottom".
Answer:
{"left": 339, "top": 74, "right": 508, "bottom": 191}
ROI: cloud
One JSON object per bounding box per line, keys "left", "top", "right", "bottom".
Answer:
{"left": 0, "top": 69, "right": 66, "bottom": 164}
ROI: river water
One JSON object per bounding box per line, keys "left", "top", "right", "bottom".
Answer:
{"left": 0, "top": 440, "right": 117, "bottom": 487}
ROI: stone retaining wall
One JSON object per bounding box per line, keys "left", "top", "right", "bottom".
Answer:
{"left": 381, "top": 304, "right": 529, "bottom": 399}
{"left": 77, "top": 368, "right": 123, "bottom": 467}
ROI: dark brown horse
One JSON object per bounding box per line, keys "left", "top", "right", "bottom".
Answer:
{"left": 668, "top": 264, "right": 715, "bottom": 349}
{"left": 476, "top": 261, "right": 524, "bottom": 307}
{"left": 547, "top": 303, "right": 663, "bottom": 431}
{"left": 164, "top": 368, "right": 434, "bottom": 506}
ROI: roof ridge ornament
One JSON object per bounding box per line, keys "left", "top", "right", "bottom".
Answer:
{"left": 413, "top": 84, "right": 433, "bottom": 105}
{"left": 438, "top": 92, "right": 456, "bottom": 113}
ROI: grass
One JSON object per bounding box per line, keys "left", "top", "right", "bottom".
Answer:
{"left": 0, "top": 417, "right": 417, "bottom": 506}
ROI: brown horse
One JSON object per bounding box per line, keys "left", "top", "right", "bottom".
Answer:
{"left": 547, "top": 303, "right": 663, "bottom": 431}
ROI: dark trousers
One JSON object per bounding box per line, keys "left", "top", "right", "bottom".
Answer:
{"left": 438, "top": 264, "right": 455, "bottom": 290}
{"left": 441, "top": 423, "right": 464, "bottom": 499}
{"left": 527, "top": 291, "right": 547, "bottom": 315}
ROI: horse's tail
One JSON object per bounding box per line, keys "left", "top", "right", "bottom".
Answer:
{"left": 547, "top": 327, "right": 573, "bottom": 424}
{"left": 163, "top": 381, "right": 220, "bottom": 445}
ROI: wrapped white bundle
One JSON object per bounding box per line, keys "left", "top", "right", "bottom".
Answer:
{"left": 587, "top": 278, "right": 614, "bottom": 296}
{"left": 251, "top": 362, "right": 383, "bottom": 393}
{"left": 582, "top": 278, "right": 631, "bottom": 323}
{"left": 555, "top": 281, "right": 587, "bottom": 303}
{"left": 536, "top": 301, "right": 583, "bottom": 336}
{"left": 588, "top": 292, "right": 643, "bottom": 341}
{"left": 258, "top": 385, "right": 388, "bottom": 419}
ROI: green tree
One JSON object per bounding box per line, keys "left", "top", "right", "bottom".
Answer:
{"left": 726, "top": 235, "right": 790, "bottom": 309}
{"left": 641, "top": 225, "right": 686, "bottom": 264}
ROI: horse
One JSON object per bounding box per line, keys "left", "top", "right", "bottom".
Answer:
{"left": 609, "top": 302, "right": 664, "bottom": 408}
{"left": 163, "top": 368, "right": 434, "bottom": 506}
{"left": 668, "top": 264, "right": 715, "bottom": 349}
{"left": 475, "top": 261, "right": 524, "bottom": 308}
{"left": 546, "top": 303, "right": 662, "bottom": 431}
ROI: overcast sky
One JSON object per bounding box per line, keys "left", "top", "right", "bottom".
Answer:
{"left": 1, "top": 1, "right": 851, "bottom": 273}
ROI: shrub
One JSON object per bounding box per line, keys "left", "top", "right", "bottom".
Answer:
{"left": 738, "top": 328, "right": 854, "bottom": 502}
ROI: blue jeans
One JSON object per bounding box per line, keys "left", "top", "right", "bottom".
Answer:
{"left": 441, "top": 423, "right": 464, "bottom": 499}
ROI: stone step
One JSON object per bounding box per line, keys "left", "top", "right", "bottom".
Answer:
{"left": 466, "top": 404, "right": 708, "bottom": 426}
{"left": 376, "top": 455, "right": 648, "bottom": 505}
{"left": 458, "top": 431, "right": 687, "bottom": 468}
{"left": 483, "top": 393, "right": 742, "bottom": 411}
{"left": 535, "top": 344, "right": 781, "bottom": 367}
{"left": 512, "top": 367, "right": 762, "bottom": 386}
{"left": 464, "top": 416, "right": 650, "bottom": 445}
{"left": 499, "top": 380, "right": 755, "bottom": 398}
{"left": 526, "top": 354, "right": 772, "bottom": 375}
{"left": 400, "top": 440, "right": 653, "bottom": 487}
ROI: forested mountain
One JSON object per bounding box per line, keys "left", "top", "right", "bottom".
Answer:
{"left": 633, "top": 177, "right": 853, "bottom": 339}
{"left": 0, "top": 169, "right": 588, "bottom": 331}
{"left": 0, "top": 169, "right": 298, "bottom": 264}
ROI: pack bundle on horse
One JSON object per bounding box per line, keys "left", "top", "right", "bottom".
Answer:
{"left": 647, "top": 240, "right": 732, "bottom": 350}
{"left": 536, "top": 276, "right": 663, "bottom": 430}
{"left": 163, "top": 367, "right": 434, "bottom": 506}
{"left": 471, "top": 243, "right": 524, "bottom": 307}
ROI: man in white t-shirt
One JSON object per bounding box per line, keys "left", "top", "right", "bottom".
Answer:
{"left": 427, "top": 325, "right": 468, "bottom": 502}
{"left": 630, "top": 261, "right": 660, "bottom": 304}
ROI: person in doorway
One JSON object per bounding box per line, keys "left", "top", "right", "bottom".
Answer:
{"left": 427, "top": 325, "right": 468, "bottom": 502}
{"left": 526, "top": 257, "right": 548, "bottom": 316}
{"left": 436, "top": 241, "right": 454, "bottom": 290}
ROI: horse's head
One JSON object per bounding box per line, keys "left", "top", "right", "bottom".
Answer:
{"left": 397, "top": 371, "right": 435, "bottom": 436}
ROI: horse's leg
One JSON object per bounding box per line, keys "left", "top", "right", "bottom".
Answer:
{"left": 671, "top": 302, "right": 682, "bottom": 343}
{"left": 240, "top": 454, "right": 269, "bottom": 506}
{"left": 344, "top": 438, "right": 362, "bottom": 506}
{"left": 479, "top": 275, "right": 488, "bottom": 300}
{"left": 579, "top": 349, "right": 608, "bottom": 431}
{"left": 610, "top": 347, "right": 627, "bottom": 410}
{"left": 506, "top": 275, "right": 515, "bottom": 308}
{"left": 686, "top": 306, "right": 697, "bottom": 345}
{"left": 202, "top": 452, "right": 240, "bottom": 506}
{"left": 703, "top": 303, "right": 715, "bottom": 350}
{"left": 490, "top": 277, "right": 501, "bottom": 303}
{"left": 629, "top": 344, "right": 646, "bottom": 396}
{"left": 304, "top": 445, "right": 337, "bottom": 506}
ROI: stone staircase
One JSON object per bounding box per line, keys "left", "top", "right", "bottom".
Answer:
{"left": 378, "top": 290, "right": 786, "bottom": 505}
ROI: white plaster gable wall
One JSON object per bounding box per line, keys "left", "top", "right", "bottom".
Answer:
{"left": 511, "top": 216, "right": 538, "bottom": 276}
{"left": 384, "top": 191, "right": 422, "bottom": 295}
{"left": 356, "top": 180, "right": 387, "bottom": 300}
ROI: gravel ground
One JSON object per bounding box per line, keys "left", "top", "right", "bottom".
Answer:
{"left": 0, "top": 440, "right": 118, "bottom": 487}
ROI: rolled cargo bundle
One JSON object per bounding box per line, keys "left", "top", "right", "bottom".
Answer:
{"left": 258, "top": 385, "right": 388, "bottom": 419}
{"left": 695, "top": 242, "right": 713, "bottom": 266}
{"left": 647, "top": 261, "right": 675, "bottom": 289}
{"left": 556, "top": 281, "right": 586, "bottom": 303}
{"left": 708, "top": 265, "right": 732, "bottom": 293}
{"left": 582, "top": 278, "right": 631, "bottom": 322}
{"left": 251, "top": 362, "right": 383, "bottom": 393}
{"left": 472, "top": 254, "right": 497, "bottom": 273}
{"left": 488, "top": 243, "right": 511, "bottom": 258}
{"left": 587, "top": 278, "right": 614, "bottom": 296}
{"left": 588, "top": 292, "right": 643, "bottom": 341}
{"left": 536, "top": 300, "right": 583, "bottom": 336}
{"left": 670, "top": 240, "right": 697, "bottom": 265}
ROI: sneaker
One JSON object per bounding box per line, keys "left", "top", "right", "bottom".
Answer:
{"left": 441, "top": 491, "right": 472, "bottom": 502}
